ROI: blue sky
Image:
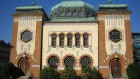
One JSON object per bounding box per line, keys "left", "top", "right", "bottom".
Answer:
{"left": 0, "top": 0, "right": 140, "bottom": 43}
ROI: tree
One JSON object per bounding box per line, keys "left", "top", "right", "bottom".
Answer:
{"left": 80, "top": 67, "right": 102, "bottom": 79}
{"left": 126, "top": 63, "right": 140, "bottom": 79}
{"left": 0, "top": 62, "right": 24, "bottom": 79}
{"left": 40, "top": 67, "right": 60, "bottom": 79}
{"left": 60, "top": 68, "right": 78, "bottom": 79}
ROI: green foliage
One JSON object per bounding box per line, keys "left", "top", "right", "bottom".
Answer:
{"left": 60, "top": 68, "right": 78, "bottom": 79}
{"left": 40, "top": 67, "right": 60, "bottom": 79}
{"left": 126, "top": 63, "right": 140, "bottom": 79}
{"left": 81, "top": 67, "right": 101, "bottom": 79}
{"left": 0, "top": 62, "right": 24, "bottom": 79}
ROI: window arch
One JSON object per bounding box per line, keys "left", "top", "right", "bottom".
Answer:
{"left": 51, "top": 34, "right": 57, "bottom": 47}
{"left": 80, "top": 56, "right": 91, "bottom": 69}
{"left": 67, "top": 33, "right": 72, "bottom": 47}
{"left": 83, "top": 33, "right": 88, "bottom": 47}
{"left": 48, "top": 56, "right": 58, "bottom": 69}
{"left": 75, "top": 33, "right": 80, "bottom": 47}
{"left": 59, "top": 34, "right": 65, "bottom": 47}
{"left": 64, "top": 56, "right": 75, "bottom": 69}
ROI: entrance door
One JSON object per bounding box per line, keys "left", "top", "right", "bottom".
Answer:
{"left": 20, "top": 59, "right": 30, "bottom": 75}
{"left": 111, "top": 59, "right": 122, "bottom": 78}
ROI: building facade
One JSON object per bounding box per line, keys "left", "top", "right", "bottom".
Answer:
{"left": 0, "top": 40, "right": 11, "bottom": 67}
{"left": 132, "top": 33, "right": 140, "bottom": 64}
{"left": 10, "top": 1, "right": 133, "bottom": 79}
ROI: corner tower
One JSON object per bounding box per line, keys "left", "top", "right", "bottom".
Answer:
{"left": 10, "top": 4, "right": 47, "bottom": 78}
{"left": 97, "top": 3, "right": 133, "bottom": 78}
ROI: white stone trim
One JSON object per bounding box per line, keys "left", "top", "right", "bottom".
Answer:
{"left": 32, "top": 65, "right": 40, "bottom": 68}
{"left": 99, "top": 66, "right": 109, "bottom": 68}
{"left": 14, "top": 19, "right": 19, "bottom": 22}
{"left": 36, "top": 19, "right": 42, "bottom": 21}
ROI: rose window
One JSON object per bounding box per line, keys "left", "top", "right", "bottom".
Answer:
{"left": 109, "top": 29, "right": 122, "bottom": 43}
{"left": 48, "top": 56, "right": 58, "bottom": 69}
{"left": 21, "top": 30, "right": 32, "bottom": 43}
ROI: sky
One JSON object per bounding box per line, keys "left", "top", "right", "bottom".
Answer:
{"left": 0, "top": 0, "right": 140, "bottom": 43}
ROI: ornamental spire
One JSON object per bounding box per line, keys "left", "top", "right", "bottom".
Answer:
{"left": 32, "top": 2, "right": 35, "bottom": 6}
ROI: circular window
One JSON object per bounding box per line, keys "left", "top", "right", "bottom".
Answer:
{"left": 79, "top": 12, "right": 84, "bottom": 16}
{"left": 64, "top": 56, "right": 75, "bottom": 69}
{"left": 60, "top": 12, "right": 65, "bottom": 16}
{"left": 80, "top": 56, "right": 91, "bottom": 69}
{"left": 109, "top": 29, "right": 122, "bottom": 43}
{"left": 48, "top": 56, "right": 58, "bottom": 69}
{"left": 66, "top": 12, "right": 72, "bottom": 16}
{"left": 73, "top": 12, "right": 78, "bottom": 16}
{"left": 21, "top": 30, "right": 32, "bottom": 43}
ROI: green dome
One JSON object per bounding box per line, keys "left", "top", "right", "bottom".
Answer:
{"left": 51, "top": 0, "right": 94, "bottom": 12}
{"left": 50, "top": 0, "right": 95, "bottom": 19}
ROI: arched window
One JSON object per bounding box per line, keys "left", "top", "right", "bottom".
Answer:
{"left": 51, "top": 34, "right": 57, "bottom": 47}
{"left": 67, "top": 33, "right": 72, "bottom": 47}
{"left": 64, "top": 56, "right": 75, "bottom": 69}
{"left": 83, "top": 33, "right": 88, "bottom": 47}
{"left": 48, "top": 56, "right": 58, "bottom": 69}
{"left": 59, "top": 34, "right": 64, "bottom": 47}
{"left": 80, "top": 56, "right": 91, "bottom": 69}
{"left": 75, "top": 33, "right": 80, "bottom": 47}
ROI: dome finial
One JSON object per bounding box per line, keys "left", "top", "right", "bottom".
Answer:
{"left": 32, "top": 2, "right": 35, "bottom": 6}
{"left": 109, "top": 0, "right": 112, "bottom": 4}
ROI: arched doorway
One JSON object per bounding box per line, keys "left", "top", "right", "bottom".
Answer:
{"left": 18, "top": 58, "right": 30, "bottom": 75}
{"left": 111, "top": 59, "right": 122, "bottom": 78}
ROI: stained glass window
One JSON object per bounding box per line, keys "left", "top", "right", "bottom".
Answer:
{"left": 80, "top": 56, "right": 91, "bottom": 69}
{"left": 75, "top": 34, "right": 80, "bottom": 47}
{"left": 64, "top": 56, "right": 75, "bottom": 69}
{"left": 59, "top": 34, "right": 64, "bottom": 47}
{"left": 67, "top": 33, "right": 72, "bottom": 47}
{"left": 83, "top": 33, "right": 88, "bottom": 47}
{"left": 21, "top": 30, "right": 32, "bottom": 43}
{"left": 51, "top": 34, "right": 57, "bottom": 47}
{"left": 109, "top": 29, "right": 122, "bottom": 43}
{"left": 48, "top": 56, "right": 58, "bottom": 69}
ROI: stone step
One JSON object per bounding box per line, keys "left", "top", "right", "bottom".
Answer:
{"left": 17, "top": 76, "right": 30, "bottom": 79}
{"left": 113, "top": 78, "right": 125, "bottom": 79}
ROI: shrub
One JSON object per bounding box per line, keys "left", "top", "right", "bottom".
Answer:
{"left": 60, "top": 68, "right": 78, "bottom": 79}
{"left": 81, "top": 67, "right": 102, "bottom": 79}
{"left": 40, "top": 67, "right": 60, "bottom": 79}
{"left": 126, "top": 63, "right": 140, "bottom": 79}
